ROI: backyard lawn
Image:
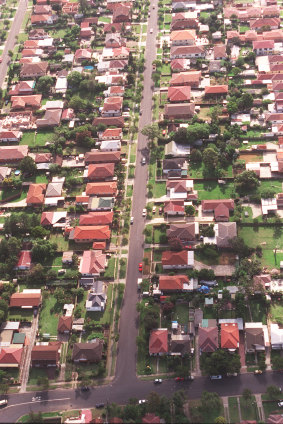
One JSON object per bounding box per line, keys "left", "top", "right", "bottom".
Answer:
{"left": 85, "top": 284, "right": 113, "bottom": 326}
{"left": 194, "top": 181, "right": 234, "bottom": 200}
{"left": 249, "top": 299, "right": 267, "bottom": 324}
{"left": 270, "top": 302, "right": 283, "bottom": 325}
{"left": 8, "top": 308, "right": 33, "bottom": 322}
{"left": 172, "top": 303, "right": 189, "bottom": 325}
{"left": 49, "top": 234, "right": 69, "bottom": 252}
{"left": 39, "top": 294, "right": 60, "bottom": 336}
{"left": 239, "top": 226, "right": 283, "bottom": 268}
{"left": 104, "top": 257, "right": 116, "bottom": 279}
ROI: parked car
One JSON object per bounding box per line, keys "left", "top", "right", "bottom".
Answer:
{"left": 142, "top": 157, "right": 146, "bottom": 165}
{"left": 142, "top": 208, "right": 146, "bottom": 217}
{"left": 278, "top": 401, "right": 283, "bottom": 407}
{"left": 130, "top": 216, "right": 134, "bottom": 224}
{"left": 152, "top": 206, "right": 156, "bottom": 214}
{"left": 159, "top": 207, "right": 163, "bottom": 215}
{"left": 139, "top": 399, "right": 147, "bottom": 404}
{"left": 96, "top": 403, "right": 105, "bottom": 408}
{"left": 150, "top": 28, "right": 153, "bottom": 33}
{"left": 138, "top": 262, "right": 143, "bottom": 272}
{"left": 0, "top": 399, "right": 7, "bottom": 407}
{"left": 154, "top": 379, "right": 162, "bottom": 384}
{"left": 210, "top": 375, "right": 222, "bottom": 380}
{"left": 227, "top": 373, "right": 238, "bottom": 377}
{"left": 254, "top": 370, "right": 262, "bottom": 375}
{"left": 81, "top": 386, "right": 89, "bottom": 392}
{"left": 175, "top": 377, "right": 184, "bottom": 382}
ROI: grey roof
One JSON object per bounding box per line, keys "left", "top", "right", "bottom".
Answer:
{"left": 87, "top": 293, "right": 106, "bottom": 308}
{"left": 163, "top": 158, "right": 187, "bottom": 170}
{"left": 45, "top": 182, "right": 63, "bottom": 197}
{"left": 216, "top": 222, "right": 237, "bottom": 248}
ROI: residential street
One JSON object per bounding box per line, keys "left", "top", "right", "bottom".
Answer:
{"left": 0, "top": 0, "right": 28, "bottom": 89}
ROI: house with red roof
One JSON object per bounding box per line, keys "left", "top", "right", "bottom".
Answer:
{"left": 31, "top": 342, "right": 61, "bottom": 367}
{"left": 101, "top": 97, "right": 123, "bottom": 117}
{"left": 159, "top": 275, "right": 190, "bottom": 292}
{"left": 58, "top": 316, "right": 72, "bottom": 334}
{"left": 14, "top": 251, "right": 32, "bottom": 271}
{"left": 167, "top": 86, "right": 191, "bottom": 102}
{"left": 221, "top": 323, "right": 239, "bottom": 351}
{"left": 26, "top": 183, "right": 46, "bottom": 206}
{"left": 93, "top": 116, "right": 125, "bottom": 128}
{"left": 31, "top": 14, "right": 57, "bottom": 25}
{"left": 79, "top": 250, "right": 106, "bottom": 276}
{"left": 11, "top": 94, "right": 42, "bottom": 111}
{"left": 162, "top": 250, "right": 194, "bottom": 269}
{"left": 199, "top": 326, "right": 219, "bottom": 353}
{"left": 0, "top": 130, "right": 22, "bottom": 142}
{"left": 214, "top": 45, "right": 227, "bottom": 60}
{"left": 9, "top": 291, "right": 42, "bottom": 308}
{"left": 85, "top": 151, "right": 121, "bottom": 164}
{"left": 167, "top": 222, "right": 198, "bottom": 247}
{"left": 170, "top": 45, "right": 205, "bottom": 60}
{"left": 253, "top": 40, "right": 274, "bottom": 55}
{"left": 0, "top": 145, "right": 28, "bottom": 162}
{"left": 40, "top": 211, "right": 67, "bottom": 227}
{"left": 9, "top": 80, "right": 35, "bottom": 96}
{"left": 74, "top": 49, "right": 92, "bottom": 63}
{"left": 85, "top": 182, "right": 117, "bottom": 197}
{"left": 170, "top": 58, "right": 190, "bottom": 72}
{"left": 201, "top": 200, "right": 234, "bottom": 221}
{"left": 79, "top": 212, "right": 113, "bottom": 226}
{"left": 86, "top": 163, "right": 115, "bottom": 181}
{"left": 69, "top": 226, "right": 111, "bottom": 243}
{"left": 100, "top": 128, "right": 122, "bottom": 140}
{"left": 142, "top": 414, "right": 161, "bottom": 424}
{"left": 0, "top": 347, "right": 23, "bottom": 368}
{"left": 170, "top": 71, "right": 201, "bottom": 87}
{"left": 170, "top": 29, "right": 196, "bottom": 46}
{"left": 113, "top": 5, "right": 131, "bottom": 23}
{"left": 250, "top": 17, "right": 280, "bottom": 30}
{"left": 164, "top": 200, "right": 185, "bottom": 216}
{"left": 204, "top": 85, "right": 228, "bottom": 97}
{"left": 149, "top": 329, "right": 168, "bottom": 355}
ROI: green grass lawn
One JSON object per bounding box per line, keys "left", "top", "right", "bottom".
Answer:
{"left": 98, "top": 16, "right": 111, "bottom": 23}
{"left": 249, "top": 299, "right": 267, "bottom": 324}
{"left": 119, "top": 258, "right": 127, "bottom": 279}
{"left": 239, "top": 226, "right": 283, "bottom": 269}
{"left": 172, "top": 303, "right": 189, "bottom": 325}
{"left": 104, "top": 257, "right": 116, "bottom": 279}
{"left": 126, "top": 184, "right": 133, "bottom": 197}
{"left": 228, "top": 397, "right": 240, "bottom": 424}
{"left": 194, "top": 181, "right": 234, "bottom": 200}
{"left": 270, "top": 302, "right": 283, "bottom": 325}
{"left": 239, "top": 396, "right": 258, "bottom": 421}
{"left": 153, "top": 226, "right": 167, "bottom": 244}
{"left": 153, "top": 182, "right": 166, "bottom": 198}
{"left": 8, "top": 308, "right": 33, "bottom": 322}
{"left": 35, "top": 131, "right": 55, "bottom": 147}
{"left": 49, "top": 234, "right": 69, "bottom": 252}
{"left": 260, "top": 179, "right": 283, "bottom": 194}
{"left": 39, "top": 294, "right": 60, "bottom": 336}
{"left": 262, "top": 399, "right": 282, "bottom": 418}
{"left": 195, "top": 250, "right": 220, "bottom": 266}
{"left": 0, "top": 188, "right": 26, "bottom": 202}
{"left": 51, "top": 29, "right": 67, "bottom": 38}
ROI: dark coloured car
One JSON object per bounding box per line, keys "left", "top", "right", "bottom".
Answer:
{"left": 96, "top": 403, "right": 105, "bottom": 408}
{"left": 81, "top": 386, "right": 89, "bottom": 392}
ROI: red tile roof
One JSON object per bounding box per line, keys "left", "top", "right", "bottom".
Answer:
{"left": 199, "top": 327, "right": 219, "bottom": 353}
{"left": 86, "top": 182, "right": 117, "bottom": 196}
{"left": 159, "top": 275, "right": 188, "bottom": 291}
{"left": 201, "top": 199, "right": 234, "bottom": 211}
{"left": 58, "top": 316, "right": 72, "bottom": 332}
{"left": 79, "top": 212, "right": 113, "bottom": 226}
{"left": 205, "top": 85, "right": 228, "bottom": 95}
{"left": 164, "top": 200, "right": 185, "bottom": 214}
{"left": 85, "top": 151, "right": 121, "bottom": 164}
{"left": 87, "top": 163, "right": 115, "bottom": 180}
{"left": 10, "top": 292, "right": 42, "bottom": 308}
{"left": 162, "top": 250, "right": 188, "bottom": 266}
{"left": 149, "top": 329, "right": 168, "bottom": 354}
{"left": 31, "top": 343, "right": 61, "bottom": 362}
{"left": 0, "top": 145, "right": 28, "bottom": 162}
{"left": 142, "top": 414, "right": 161, "bottom": 424}
{"left": 0, "top": 347, "right": 23, "bottom": 366}
{"left": 170, "top": 71, "right": 201, "bottom": 86}
{"left": 73, "top": 226, "right": 111, "bottom": 241}
{"left": 168, "top": 85, "right": 191, "bottom": 102}
{"left": 221, "top": 323, "right": 239, "bottom": 349}
{"left": 17, "top": 251, "right": 32, "bottom": 269}
{"left": 26, "top": 183, "right": 46, "bottom": 205}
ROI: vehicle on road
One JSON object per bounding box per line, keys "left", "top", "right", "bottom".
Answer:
{"left": 210, "top": 375, "right": 222, "bottom": 380}
{"left": 278, "top": 401, "right": 283, "bottom": 407}
{"left": 142, "top": 208, "right": 146, "bottom": 217}
{"left": 139, "top": 400, "right": 147, "bottom": 404}
{"left": 0, "top": 399, "right": 7, "bottom": 407}
{"left": 138, "top": 262, "right": 143, "bottom": 272}
{"left": 152, "top": 4, "right": 155, "bottom": 8}
{"left": 96, "top": 403, "right": 105, "bottom": 408}
{"left": 81, "top": 386, "right": 89, "bottom": 392}
{"left": 130, "top": 216, "right": 134, "bottom": 224}
{"left": 154, "top": 379, "right": 162, "bottom": 384}
{"left": 175, "top": 377, "right": 184, "bottom": 382}
{"left": 0, "top": 58, "right": 2, "bottom": 64}
{"left": 159, "top": 207, "right": 163, "bottom": 215}
{"left": 32, "top": 396, "right": 41, "bottom": 402}
{"left": 187, "top": 376, "right": 194, "bottom": 380}
{"left": 142, "top": 157, "right": 146, "bottom": 165}
{"left": 150, "top": 28, "right": 153, "bottom": 33}
{"left": 227, "top": 373, "right": 238, "bottom": 377}
{"left": 152, "top": 206, "right": 156, "bottom": 214}
{"left": 254, "top": 370, "right": 262, "bottom": 375}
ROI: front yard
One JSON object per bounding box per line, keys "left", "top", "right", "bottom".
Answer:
{"left": 194, "top": 181, "right": 234, "bottom": 200}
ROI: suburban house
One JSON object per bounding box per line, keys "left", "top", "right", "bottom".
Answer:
{"left": 85, "top": 182, "right": 117, "bottom": 197}
{"left": 85, "top": 288, "right": 107, "bottom": 312}
{"left": 221, "top": 323, "right": 239, "bottom": 351}
{"left": 164, "top": 103, "right": 195, "bottom": 120}
{"left": 0, "top": 347, "right": 23, "bottom": 368}
{"left": 31, "top": 342, "right": 61, "bottom": 367}
{"left": 159, "top": 275, "right": 197, "bottom": 292}
{"left": 171, "top": 58, "right": 190, "bottom": 72}
{"left": 101, "top": 97, "right": 123, "bottom": 117}
{"left": 270, "top": 323, "right": 283, "bottom": 349}
{"left": 162, "top": 250, "right": 194, "bottom": 269}
{"left": 170, "top": 29, "right": 196, "bottom": 46}
{"left": 72, "top": 341, "right": 103, "bottom": 363}
{"left": 100, "top": 128, "right": 122, "bottom": 140}
{"left": 0, "top": 130, "right": 22, "bottom": 142}
{"left": 201, "top": 199, "right": 235, "bottom": 221}
{"left": 166, "top": 179, "right": 194, "bottom": 199}
{"left": 86, "top": 163, "right": 115, "bottom": 181}
{"left": 36, "top": 109, "right": 62, "bottom": 128}
{"left": 204, "top": 85, "right": 228, "bottom": 97}
{"left": 167, "top": 223, "right": 199, "bottom": 247}
{"left": 149, "top": 329, "right": 168, "bottom": 356}
{"left": 0, "top": 166, "right": 11, "bottom": 181}
{"left": 20, "top": 62, "right": 48, "bottom": 78}
{"left": 79, "top": 250, "right": 106, "bottom": 276}
{"left": 87, "top": 197, "right": 115, "bottom": 212}
{"left": 26, "top": 183, "right": 46, "bottom": 206}
{"left": 84, "top": 151, "right": 121, "bottom": 164}
{"left": 79, "top": 211, "right": 113, "bottom": 226}
{"left": 170, "top": 334, "right": 191, "bottom": 356}
{"left": 169, "top": 71, "right": 201, "bottom": 87}
{"left": 0, "top": 146, "right": 28, "bottom": 162}
{"left": 9, "top": 291, "right": 42, "bottom": 309}
{"left": 69, "top": 226, "right": 111, "bottom": 243}
{"left": 199, "top": 323, "right": 219, "bottom": 353}
{"left": 163, "top": 158, "right": 188, "bottom": 178}
{"left": 245, "top": 322, "right": 268, "bottom": 353}
{"left": 214, "top": 45, "right": 227, "bottom": 60}
{"left": 253, "top": 40, "right": 274, "bottom": 55}
{"left": 164, "top": 200, "right": 185, "bottom": 216}
{"left": 203, "top": 222, "right": 237, "bottom": 248}
{"left": 112, "top": 5, "right": 131, "bottom": 23}
{"left": 170, "top": 45, "right": 205, "bottom": 59}
{"left": 14, "top": 251, "right": 32, "bottom": 271}
{"left": 40, "top": 211, "right": 67, "bottom": 227}
{"left": 167, "top": 86, "right": 191, "bottom": 102}
{"left": 57, "top": 316, "right": 72, "bottom": 335}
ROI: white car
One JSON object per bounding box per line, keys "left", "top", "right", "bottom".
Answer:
{"left": 142, "top": 208, "right": 146, "bottom": 217}
{"left": 139, "top": 399, "right": 147, "bottom": 404}
{"left": 152, "top": 206, "right": 156, "bottom": 214}
{"left": 141, "top": 157, "right": 146, "bottom": 165}
{"left": 154, "top": 378, "right": 162, "bottom": 384}
{"left": 278, "top": 401, "right": 283, "bottom": 407}
{"left": 130, "top": 216, "right": 134, "bottom": 224}
{"left": 150, "top": 28, "right": 153, "bottom": 33}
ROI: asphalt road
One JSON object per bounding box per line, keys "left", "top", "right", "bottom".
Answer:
{"left": 0, "top": 0, "right": 28, "bottom": 88}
